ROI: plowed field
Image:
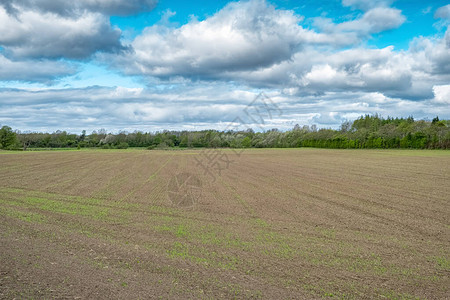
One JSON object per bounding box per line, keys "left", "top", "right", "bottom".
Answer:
{"left": 1, "top": 149, "right": 449, "bottom": 299}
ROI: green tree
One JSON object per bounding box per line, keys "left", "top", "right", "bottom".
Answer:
{"left": 242, "top": 136, "right": 252, "bottom": 148}
{"left": 0, "top": 126, "right": 18, "bottom": 149}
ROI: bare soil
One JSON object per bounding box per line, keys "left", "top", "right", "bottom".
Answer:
{"left": 0, "top": 149, "right": 449, "bottom": 299}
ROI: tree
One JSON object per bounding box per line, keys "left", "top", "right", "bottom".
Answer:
{"left": 242, "top": 136, "right": 252, "bottom": 148}
{"left": 0, "top": 126, "right": 18, "bottom": 149}
{"left": 17, "top": 133, "right": 40, "bottom": 150}
{"left": 340, "top": 121, "right": 352, "bottom": 133}
{"left": 79, "top": 130, "right": 86, "bottom": 142}
{"left": 7, "top": 115, "right": 450, "bottom": 150}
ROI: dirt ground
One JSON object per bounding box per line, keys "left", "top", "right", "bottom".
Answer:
{"left": 0, "top": 148, "right": 449, "bottom": 299}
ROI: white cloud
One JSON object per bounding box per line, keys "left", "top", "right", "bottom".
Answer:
{"left": 303, "top": 64, "right": 356, "bottom": 88}
{"left": 434, "top": 4, "right": 450, "bottom": 20}
{"left": 409, "top": 26, "right": 450, "bottom": 75}
{"left": 313, "top": 7, "right": 405, "bottom": 40}
{"left": 0, "top": 0, "right": 157, "bottom": 16}
{"left": 346, "top": 7, "right": 405, "bottom": 33}
{"left": 1, "top": 84, "right": 449, "bottom": 133}
{"left": 342, "top": 0, "right": 394, "bottom": 11}
{"left": 433, "top": 85, "right": 450, "bottom": 104}
{"left": 0, "top": 54, "right": 76, "bottom": 83}
{"left": 0, "top": 1, "right": 161, "bottom": 88}
{"left": 222, "top": 31, "right": 449, "bottom": 100}
{"left": 0, "top": 6, "right": 123, "bottom": 59}
{"left": 312, "top": 111, "right": 347, "bottom": 125}
{"left": 111, "top": 86, "right": 144, "bottom": 98}
{"left": 1, "top": 0, "right": 449, "bottom": 132}
{"left": 110, "top": 0, "right": 311, "bottom": 78}
{"left": 108, "top": 0, "right": 408, "bottom": 87}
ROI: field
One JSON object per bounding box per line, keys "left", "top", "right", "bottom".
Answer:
{"left": 0, "top": 148, "right": 449, "bottom": 299}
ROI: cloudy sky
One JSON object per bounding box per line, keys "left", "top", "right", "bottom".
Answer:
{"left": 0, "top": 0, "right": 449, "bottom": 133}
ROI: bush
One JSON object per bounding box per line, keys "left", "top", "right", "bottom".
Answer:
{"left": 0, "top": 126, "right": 18, "bottom": 149}
{"left": 116, "top": 142, "right": 129, "bottom": 149}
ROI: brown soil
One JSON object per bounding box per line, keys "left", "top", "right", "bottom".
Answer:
{"left": 0, "top": 149, "right": 449, "bottom": 299}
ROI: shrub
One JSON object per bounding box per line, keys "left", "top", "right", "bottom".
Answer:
{"left": 116, "top": 142, "right": 129, "bottom": 149}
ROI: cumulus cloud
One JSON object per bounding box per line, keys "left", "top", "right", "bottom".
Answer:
{"left": 0, "top": 0, "right": 157, "bottom": 17}
{"left": 297, "top": 47, "right": 413, "bottom": 95}
{"left": 1, "top": 84, "right": 448, "bottom": 133}
{"left": 109, "top": 0, "right": 312, "bottom": 78}
{"left": 432, "top": 85, "right": 450, "bottom": 104}
{"left": 0, "top": 6, "right": 124, "bottom": 59}
{"left": 220, "top": 23, "right": 450, "bottom": 100}
{"left": 108, "top": 0, "right": 408, "bottom": 83}
{"left": 312, "top": 112, "right": 347, "bottom": 125}
{"left": 1, "top": 0, "right": 449, "bottom": 132}
{"left": 0, "top": 0, "right": 158, "bottom": 61}
{"left": 0, "top": 0, "right": 435, "bottom": 105}
{"left": 0, "top": 54, "right": 76, "bottom": 83}
{"left": 313, "top": 6, "right": 405, "bottom": 44}
{"left": 0, "top": 0, "right": 147, "bottom": 82}
{"left": 434, "top": 4, "right": 450, "bottom": 20}
{"left": 211, "top": 43, "right": 431, "bottom": 100}
{"left": 341, "top": 7, "right": 405, "bottom": 33}
{"left": 0, "top": 85, "right": 253, "bottom": 132}
{"left": 342, "top": 0, "right": 394, "bottom": 11}
{"left": 409, "top": 26, "right": 450, "bottom": 75}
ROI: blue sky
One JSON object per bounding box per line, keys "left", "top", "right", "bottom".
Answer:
{"left": 0, "top": 0, "right": 449, "bottom": 133}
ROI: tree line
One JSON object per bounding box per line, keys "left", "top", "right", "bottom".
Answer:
{"left": 1, "top": 115, "right": 449, "bottom": 150}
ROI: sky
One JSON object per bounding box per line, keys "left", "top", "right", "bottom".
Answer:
{"left": 0, "top": 0, "right": 449, "bottom": 133}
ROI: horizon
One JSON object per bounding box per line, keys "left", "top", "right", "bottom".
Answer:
{"left": 10, "top": 114, "right": 446, "bottom": 135}
{"left": 1, "top": 0, "right": 450, "bottom": 133}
